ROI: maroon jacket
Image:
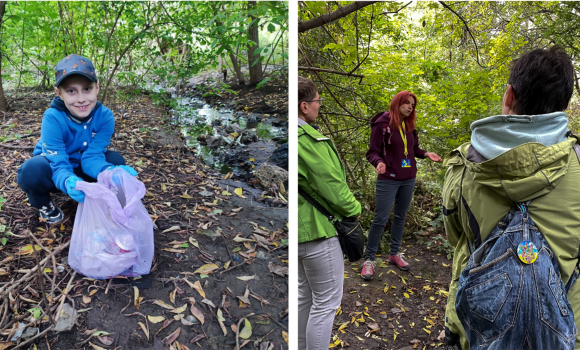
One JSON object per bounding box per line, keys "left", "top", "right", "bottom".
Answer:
{"left": 365, "top": 111, "right": 427, "bottom": 181}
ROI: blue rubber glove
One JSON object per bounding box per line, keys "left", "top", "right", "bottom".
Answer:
{"left": 65, "top": 176, "right": 85, "bottom": 203}
{"left": 108, "top": 165, "right": 138, "bottom": 176}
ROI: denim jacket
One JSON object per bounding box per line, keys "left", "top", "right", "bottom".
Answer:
{"left": 442, "top": 137, "right": 580, "bottom": 349}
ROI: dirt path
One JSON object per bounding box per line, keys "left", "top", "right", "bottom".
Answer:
{"left": 0, "top": 86, "right": 288, "bottom": 349}
{"left": 333, "top": 230, "right": 453, "bottom": 350}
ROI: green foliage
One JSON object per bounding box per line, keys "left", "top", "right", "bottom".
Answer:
{"left": 0, "top": 1, "right": 288, "bottom": 99}
{"left": 299, "top": 1, "right": 580, "bottom": 215}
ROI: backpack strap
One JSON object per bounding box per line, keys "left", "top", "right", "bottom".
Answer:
{"left": 381, "top": 122, "right": 392, "bottom": 157}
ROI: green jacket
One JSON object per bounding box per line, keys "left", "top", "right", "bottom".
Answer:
{"left": 442, "top": 137, "right": 580, "bottom": 350}
{"left": 298, "top": 124, "right": 361, "bottom": 243}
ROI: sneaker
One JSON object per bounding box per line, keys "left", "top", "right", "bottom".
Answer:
{"left": 388, "top": 252, "right": 410, "bottom": 271}
{"left": 361, "top": 260, "right": 375, "bottom": 280}
{"left": 39, "top": 202, "right": 64, "bottom": 224}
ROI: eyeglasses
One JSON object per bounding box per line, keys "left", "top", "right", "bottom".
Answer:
{"left": 304, "top": 98, "right": 324, "bottom": 106}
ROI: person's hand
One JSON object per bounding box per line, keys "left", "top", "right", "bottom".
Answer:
{"left": 426, "top": 152, "right": 442, "bottom": 162}
{"left": 376, "top": 162, "right": 386, "bottom": 174}
{"left": 65, "top": 176, "right": 85, "bottom": 203}
{"left": 108, "top": 165, "right": 138, "bottom": 176}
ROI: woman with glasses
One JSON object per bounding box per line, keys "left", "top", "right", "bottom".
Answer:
{"left": 298, "top": 76, "right": 361, "bottom": 350}
{"left": 361, "top": 91, "right": 442, "bottom": 280}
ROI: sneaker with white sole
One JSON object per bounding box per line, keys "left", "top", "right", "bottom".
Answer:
{"left": 388, "top": 252, "right": 410, "bottom": 271}
{"left": 39, "top": 201, "right": 64, "bottom": 224}
{"left": 361, "top": 260, "right": 375, "bottom": 280}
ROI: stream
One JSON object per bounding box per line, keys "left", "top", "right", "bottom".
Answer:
{"left": 167, "top": 92, "right": 288, "bottom": 181}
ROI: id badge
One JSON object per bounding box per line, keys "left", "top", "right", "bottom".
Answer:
{"left": 402, "top": 159, "right": 411, "bottom": 168}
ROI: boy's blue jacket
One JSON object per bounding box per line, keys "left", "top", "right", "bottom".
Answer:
{"left": 32, "top": 97, "right": 115, "bottom": 194}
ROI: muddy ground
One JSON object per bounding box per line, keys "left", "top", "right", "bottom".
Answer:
{"left": 333, "top": 228, "right": 453, "bottom": 350}
{"left": 0, "top": 80, "right": 288, "bottom": 349}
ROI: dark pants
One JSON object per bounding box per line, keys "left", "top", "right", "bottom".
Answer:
{"left": 365, "top": 178, "right": 416, "bottom": 260}
{"left": 17, "top": 151, "right": 125, "bottom": 209}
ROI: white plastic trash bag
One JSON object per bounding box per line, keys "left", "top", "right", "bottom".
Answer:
{"left": 69, "top": 168, "right": 154, "bottom": 279}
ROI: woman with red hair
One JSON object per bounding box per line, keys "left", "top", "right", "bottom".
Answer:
{"left": 361, "top": 91, "right": 442, "bottom": 280}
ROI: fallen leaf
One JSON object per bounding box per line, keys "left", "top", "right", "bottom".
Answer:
{"left": 239, "top": 318, "right": 252, "bottom": 339}
{"left": 162, "top": 327, "right": 181, "bottom": 345}
{"left": 201, "top": 299, "right": 215, "bottom": 308}
{"left": 96, "top": 336, "right": 114, "bottom": 346}
{"left": 237, "top": 275, "right": 256, "bottom": 281}
{"left": 134, "top": 287, "right": 140, "bottom": 309}
{"left": 282, "top": 331, "right": 288, "bottom": 344}
{"left": 154, "top": 300, "right": 175, "bottom": 310}
{"left": 233, "top": 236, "right": 254, "bottom": 243}
{"left": 190, "top": 303, "right": 205, "bottom": 324}
{"left": 147, "top": 315, "right": 165, "bottom": 324}
{"left": 268, "top": 262, "right": 288, "bottom": 277}
{"left": 192, "top": 280, "right": 206, "bottom": 298}
{"left": 138, "top": 322, "right": 149, "bottom": 340}
{"left": 161, "top": 226, "right": 181, "bottom": 234}
{"left": 188, "top": 237, "right": 199, "bottom": 248}
{"left": 234, "top": 188, "right": 246, "bottom": 198}
{"left": 170, "top": 304, "right": 187, "bottom": 314}
{"left": 83, "top": 295, "right": 91, "bottom": 304}
{"left": 193, "top": 264, "right": 219, "bottom": 275}
{"left": 89, "top": 342, "right": 107, "bottom": 350}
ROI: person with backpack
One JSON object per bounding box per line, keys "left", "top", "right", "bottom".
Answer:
{"left": 362, "top": 91, "right": 442, "bottom": 280}
{"left": 298, "top": 76, "right": 361, "bottom": 350}
{"left": 443, "top": 45, "right": 580, "bottom": 350}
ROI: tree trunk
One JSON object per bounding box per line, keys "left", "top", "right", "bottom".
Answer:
{"left": 229, "top": 51, "right": 245, "bottom": 85}
{"left": 247, "top": 1, "right": 263, "bottom": 85}
{"left": 0, "top": 1, "right": 8, "bottom": 112}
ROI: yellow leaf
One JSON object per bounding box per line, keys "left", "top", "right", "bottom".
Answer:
{"left": 147, "top": 315, "right": 165, "bottom": 324}
{"left": 89, "top": 289, "right": 98, "bottom": 296}
{"left": 43, "top": 268, "right": 52, "bottom": 273}
{"left": 134, "top": 287, "right": 140, "bottom": 309}
{"left": 224, "top": 261, "right": 231, "bottom": 269}
{"left": 237, "top": 275, "right": 256, "bottom": 281}
{"left": 282, "top": 331, "right": 288, "bottom": 344}
{"left": 153, "top": 300, "right": 175, "bottom": 310}
{"left": 193, "top": 264, "right": 219, "bottom": 275}
{"left": 60, "top": 224, "right": 65, "bottom": 231}
{"left": 338, "top": 322, "right": 349, "bottom": 331}
{"left": 192, "top": 280, "right": 206, "bottom": 298}
{"left": 404, "top": 293, "right": 410, "bottom": 298}
{"left": 423, "top": 328, "right": 431, "bottom": 334}
{"left": 169, "top": 304, "right": 187, "bottom": 314}
{"left": 138, "top": 322, "right": 149, "bottom": 340}
{"left": 89, "top": 342, "right": 107, "bottom": 350}
{"left": 234, "top": 188, "right": 246, "bottom": 198}
{"left": 240, "top": 319, "right": 252, "bottom": 339}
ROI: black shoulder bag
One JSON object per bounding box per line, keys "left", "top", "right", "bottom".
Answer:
{"left": 298, "top": 186, "right": 364, "bottom": 262}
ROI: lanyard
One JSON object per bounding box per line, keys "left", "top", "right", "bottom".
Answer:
{"left": 399, "top": 122, "right": 408, "bottom": 158}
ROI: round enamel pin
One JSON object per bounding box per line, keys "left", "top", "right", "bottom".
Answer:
{"left": 517, "top": 241, "right": 538, "bottom": 264}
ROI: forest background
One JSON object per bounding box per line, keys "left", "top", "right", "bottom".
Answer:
{"left": 299, "top": 0, "right": 580, "bottom": 230}
{"left": 0, "top": 1, "right": 289, "bottom": 349}
{"left": 0, "top": 0, "right": 288, "bottom": 108}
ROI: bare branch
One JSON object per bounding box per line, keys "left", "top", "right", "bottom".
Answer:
{"left": 381, "top": 1, "right": 413, "bottom": 16}
{"left": 439, "top": 1, "right": 487, "bottom": 68}
{"left": 298, "top": 66, "right": 364, "bottom": 78}
{"left": 298, "top": 1, "right": 379, "bottom": 33}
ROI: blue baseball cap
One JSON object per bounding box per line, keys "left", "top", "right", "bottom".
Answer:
{"left": 55, "top": 54, "right": 98, "bottom": 87}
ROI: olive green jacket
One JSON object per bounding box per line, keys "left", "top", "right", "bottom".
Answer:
{"left": 442, "top": 137, "right": 580, "bottom": 350}
{"left": 298, "top": 124, "right": 361, "bottom": 243}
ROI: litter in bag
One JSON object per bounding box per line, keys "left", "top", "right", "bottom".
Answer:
{"left": 69, "top": 168, "right": 154, "bottom": 279}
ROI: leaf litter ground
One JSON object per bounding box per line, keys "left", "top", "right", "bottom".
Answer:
{"left": 0, "top": 87, "right": 288, "bottom": 350}
{"left": 332, "top": 230, "right": 453, "bottom": 350}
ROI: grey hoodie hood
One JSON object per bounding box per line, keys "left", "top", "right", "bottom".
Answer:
{"left": 470, "top": 112, "right": 569, "bottom": 160}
